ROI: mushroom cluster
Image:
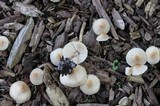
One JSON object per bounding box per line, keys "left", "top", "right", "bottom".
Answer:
{"left": 92, "top": 18, "right": 111, "bottom": 41}
{"left": 125, "top": 46, "right": 160, "bottom": 76}
{"left": 50, "top": 41, "right": 100, "bottom": 95}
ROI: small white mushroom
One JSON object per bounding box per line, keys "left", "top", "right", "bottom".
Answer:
{"left": 0, "top": 36, "right": 9, "bottom": 50}
{"left": 9, "top": 81, "right": 31, "bottom": 104}
{"left": 146, "top": 46, "right": 160, "bottom": 65}
{"left": 29, "top": 68, "right": 44, "bottom": 85}
{"left": 92, "top": 18, "right": 111, "bottom": 41}
{"left": 118, "top": 96, "right": 129, "bottom": 105}
{"left": 50, "top": 0, "right": 60, "bottom": 2}
{"left": 126, "top": 48, "right": 147, "bottom": 66}
{"left": 80, "top": 74, "right": 100, "bottom": 95}
{"left": 62, "top": 41, "right": 88, "bottom": 64}
{"left": 131, "top": 64, "right": 148, "bottom": 75}
{"left": 125, "top": 67, "right": 132, "bottom": 76}
{"left": 60, "top": 65, "right": 87, "bottom": 87}
{"left": 50, "top": 48, "right": 63, "bottom": 66}
{"left": 96, "top": 33, "right": 110, "bottom": 41}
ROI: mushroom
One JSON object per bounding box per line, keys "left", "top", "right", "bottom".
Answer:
{"left": 9, "top": 81, "right": 31, "bottom": 104}
{"left": 126, "top": 48, "right": 147, "bottom": 66}
{"left": 92, "top": 18, "right": 111, "bottom": 41}
{"left": 29, "top": 68, "right": 44, "bottom": 85}
{"left": 125, "top": 67, "right": 132, "bottom": 76}
{"left": 0, "top": 36, "right": 9, "bottom": 51}
{"left": 62, "top": 41, "right": 88, "bottom": 64}
{"left": 50, "top": 0, "right": 60, "bottom": 2}
{"left": 131, "top": 64, "right": 148, "bottom": 75}
{"left": 118, "top": 96, "right": 129, "bottom": 106}
{"left": 50, "top": 48, "right": 63, "bottom": 66}
{"left": 60, "top": 65, "right": 87, "bottom": 87}
{"left": 80, "top": 74, "right": 100, "bottom": 95}
{"left": 146, "top": 46, "right": 160, "bottom": 65}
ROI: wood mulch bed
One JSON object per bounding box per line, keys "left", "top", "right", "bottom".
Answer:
{"left": 0, "top": 0, "right": 160, "bottom": 106}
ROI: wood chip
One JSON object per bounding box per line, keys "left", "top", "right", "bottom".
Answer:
{"left": 144, "top": 84, "right": 159, "bottom": 105}
{"left": 7, "top": 18, "right": 34, "bottom": 69}
{"left": 112, "top": 8, "right": 125, "bottom": 30}
{"left": 145, "top": 0, "right": 158, "bottom": 17}
{"left": 12, "top": 2, "right": 43, "bottom": 17}
{"left": 29, "top": 20, "right": 45, "bottom": 52}
{"left": 135, "top": 0, "right": 144, "bottom": 7}
{"left": 144, "top": 32, "right": 152, "bottom": 41}
{"left": 77, "top": 104, "right": 109, "bottom": 106}
{"left": 0, "top": 1, "right": 10, "bottom": 10}
{"left": 43, "top": 66, "right": 69, "bottom": 106}
{"left": 0, "top": 15, "right": 24, "bottom": 26}
{"left": 109, "top": 88, "right": 114, "bottom": 101}
{"left": 3, "top": 22, "right": 24, "bottom": 31}
{"left": 127, "top": 76, "right": 145, "bottom": 84}
{"left": 149, "top": 78, "right": 158, "bottom": 88}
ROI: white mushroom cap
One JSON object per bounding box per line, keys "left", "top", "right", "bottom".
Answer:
{"left": 92, "top": 18, "right": 110, "bottom": 35}
{"left": 29, "top": 68, "right": 44, "bottom": 85}
{"left": 60, "top": 65, "right": 87, "bottom": 87}
{"left": 131, "top": 64, "right": 148, "bottom": 75}
{"left": 0, "top": 36, "right": 9, "bottom": 50}
{"left": 126, "top": 48, "right": 147, "bottom": 66}
{"left": 118, "top": 96, "right": 129, "bottom": 105}
{"left": 50, "top": 0, "right": 60, "bottom": 2}
{"left": 50, "top": 48, "right": 63, "bottom": 66}
{"left": 62, "top": 41, "right": 88, "bottom": 64}
{"left": 125, "top": 67, "right": 132, "bottom": 76}
{"left": 9, "top": 81, "right": 31, "bottom": 104}
{"left": 96, "top": 33, "right": 110, "bottom": 41}
{"left": 80, "top": 74, "right": 100, "bottom": 95}
{"left": 146, "top": 46, "right": 160, "bottom": 65}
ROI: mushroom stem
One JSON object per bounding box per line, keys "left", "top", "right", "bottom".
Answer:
{"left": 96, "top": 33, "right": 109, "bottom": 41}
{"left": 79, "top": 22, "right": 86, "bottom": 42}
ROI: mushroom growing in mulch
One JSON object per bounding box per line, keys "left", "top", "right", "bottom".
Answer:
{"left": 9, "top": 81, "right": 31, "bottom": 104}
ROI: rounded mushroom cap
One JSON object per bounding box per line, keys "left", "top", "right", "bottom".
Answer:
{"left": 0, "top": 36, "right": 9, "bottom": 51}
{"left": 96, "top": 33, "right": 110, "bottom": 41}
{"left": 125, "top": 67, "right": 132, "bottom": 76}
{"left": 118, "top": 97, "right": 129, "bottom": 105}
{"left": 146, "top": 46, "right": 160, "bottom": 65}
{"left": 92, "top": 18, "right": 110, "bottom": 35}
{"left": 9, "top": 81, "right": 31, "bottom": 104}
{"left": 50, "top": 48, "right": 63, "bottom": 66}
{"left": 131, "top": 64, "right": 148, "bottom": 75}
{"left": 62, "top": 41, "right": 88, "bottom": 64}
{"left": 60, "top": 65, "right": 87, "bottom": 87}
{"left": 29, "top": 68, "right": 44, "bottom": 85}
{"left": 126, "top": 48, "right": 147, "bottom": 66}
{"left": 80, "top": 74, "right": 100, "bottom": 95}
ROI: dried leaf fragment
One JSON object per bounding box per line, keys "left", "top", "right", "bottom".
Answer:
{"left": 7, "top": 18, "right": 34, "bottom": 69}
{"left": 112, "top": 8, "right": 125, "bottom": 30}
{"left": 12, "top": 2, "right": 43, "bottom": 17}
